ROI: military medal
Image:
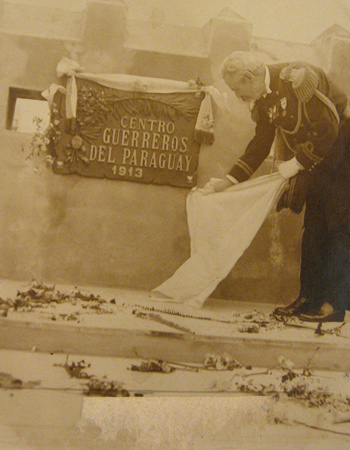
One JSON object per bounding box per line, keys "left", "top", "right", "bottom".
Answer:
{"left": 268, "top": 105, "right": 278, "bottom": 121}
{"left": 280, "top": 97, "right": 287, "bottom": 116}
{"left": 272, "top": 105, "right": 279, "bottom": 120}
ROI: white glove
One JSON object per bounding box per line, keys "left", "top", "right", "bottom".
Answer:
{"left": 278, "top": 157, "right": 303, "bottom": 179}
{"left": 199, "top": 177, "right": 234, "bottom": 195}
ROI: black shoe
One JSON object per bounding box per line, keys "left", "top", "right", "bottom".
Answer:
{"left": 297, "top": 302, "right": 345, "bottom": 323}
{"left": 273, "top": 297, "right": 313, "bottom": 317}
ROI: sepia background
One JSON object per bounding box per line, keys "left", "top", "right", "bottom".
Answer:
{"left": 0, "top": 1, "right": 350, "bottom": 449}
{"left": 1, "top": 0, "right": 350, "bottom": 305}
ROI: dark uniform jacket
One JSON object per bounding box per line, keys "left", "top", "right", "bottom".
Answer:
{"left": 307, "top": 116, "right": 350, "bottom": 230}
{"left": 228, "top": 62, "right": 348, "bottom": 229}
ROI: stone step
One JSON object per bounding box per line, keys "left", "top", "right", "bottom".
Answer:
{"left": 0, "top": 313, "right": 349, "bottom": 372}
{"left": 0, "top": 280, "right": 349, "bottom": 372}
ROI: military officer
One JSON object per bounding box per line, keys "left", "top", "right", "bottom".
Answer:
{"left": 203, "top": 50, "right": 349, "bottom": 322}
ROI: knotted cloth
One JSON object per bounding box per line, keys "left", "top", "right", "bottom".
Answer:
{"left": 152, "top": 173, "right": 287, "bottom": 308}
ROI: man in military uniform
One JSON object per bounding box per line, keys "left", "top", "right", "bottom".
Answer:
{"left": 203, "top": 50, "right": 349, "bottom": 322}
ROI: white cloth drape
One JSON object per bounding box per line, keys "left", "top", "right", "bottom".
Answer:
{"left": 152, "top": 173, "right": 287, "bottom": 308}
{"left": 46, "top": 58, "right": 218, "bottom": 141}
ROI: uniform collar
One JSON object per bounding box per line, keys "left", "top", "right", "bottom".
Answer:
{"left": 251, "top": 66, "right": 272, "bottom": 108}
{"left": 263, "top": 66, "right": 272, "bottom": 97}
{"left": 267, "top": 63, "right": 290, "bottom": 93}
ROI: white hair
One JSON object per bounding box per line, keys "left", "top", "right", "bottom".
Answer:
{"left": 220, "top": 51, "right": 266, "bottom": 79}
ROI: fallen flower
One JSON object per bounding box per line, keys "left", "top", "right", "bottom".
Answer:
{"left": 204, "top": 353, "right": 242, "bottom": 371}
{"left": 84, "top": 379, "right": 130, "bottom": 397}
{"left": 54, "top": 358, "right": 92, "bottom": 379}
{"left": 129, "top": 360, "right": 175, "bottom": 373}
{"left": 0, "top": 372, "right": 40, "bottom": 389}
{"left": 239, "top": 323, "right": 260, "bottom": 333}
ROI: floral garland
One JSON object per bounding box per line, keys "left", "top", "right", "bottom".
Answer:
{"left": 25, "top": 101, "right": 62, "bottom": 168}
{"left": 75, "top": 81, "right": 203, "bottom": 143}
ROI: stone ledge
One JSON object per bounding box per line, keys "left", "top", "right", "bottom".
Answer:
{"left": 0, "top": 315, "right": 349, "bottom": 372}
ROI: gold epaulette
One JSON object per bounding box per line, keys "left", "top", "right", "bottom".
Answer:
{"left": 280, "top": 65, "right": 319, "bottom": 103}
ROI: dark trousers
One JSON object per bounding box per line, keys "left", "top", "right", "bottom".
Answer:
{"left": 300, "top": 219, "right": 350, "bottom": 312}
{"left": 299, "top": 118, "right": 350, "bottom": 311}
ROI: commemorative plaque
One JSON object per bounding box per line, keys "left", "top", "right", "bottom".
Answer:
{"left": 51, "top": 78, "right": 205, "bottom": 188}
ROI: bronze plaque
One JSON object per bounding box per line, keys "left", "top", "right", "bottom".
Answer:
{"left": 52, "top": 78, "right": 204, "bottom": 188}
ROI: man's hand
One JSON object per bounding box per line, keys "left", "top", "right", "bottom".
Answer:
{"left": 278, "top": 157, "right": 304, "bottom": 179}
{"left": 199, "top": 178, "right": 234, "bottom": 195}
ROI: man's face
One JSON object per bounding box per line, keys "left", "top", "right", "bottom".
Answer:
{"left": 223, "top": 71, "right": 266, "bottom": 103}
